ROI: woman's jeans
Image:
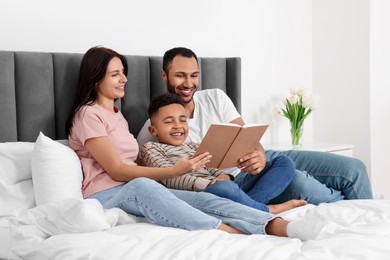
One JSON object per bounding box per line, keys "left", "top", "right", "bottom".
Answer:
{"left": 204, "top": 155, "right": 295, "bottom": 212}
{"left": 264, "top": 150, "right": 373, "bottom": 204}
{"left": 88, "top": 177, "right": 275, "bottom": 234}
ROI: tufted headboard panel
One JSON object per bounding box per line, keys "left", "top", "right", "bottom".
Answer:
{"left": 0, "top": 50, "right": 241, "bottom": 142}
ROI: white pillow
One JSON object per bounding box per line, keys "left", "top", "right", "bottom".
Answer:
{"left": 0, "top": 142, "right": 36, "bottom": 216}
{"left": 32, "top": 132, "right": 83, "bottom": 205}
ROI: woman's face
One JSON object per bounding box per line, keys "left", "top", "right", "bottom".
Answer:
{"left": 96, "top": 57, "right": 127, "bottom": 103}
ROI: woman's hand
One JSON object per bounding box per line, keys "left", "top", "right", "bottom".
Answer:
{"left": 171, "top": 152, "right": 212, "bottom": 177}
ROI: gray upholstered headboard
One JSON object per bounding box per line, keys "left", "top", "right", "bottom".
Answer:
{"left": 0, "top": 50, "right": 241, "bottom": 142}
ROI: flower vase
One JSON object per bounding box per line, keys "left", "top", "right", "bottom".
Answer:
{"left": 290, "top": 123, "right": 304, "bottom": 148}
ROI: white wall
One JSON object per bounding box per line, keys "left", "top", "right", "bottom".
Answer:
{"left": 2, "top": 0, "right": 386, "bottom": 197}
{"left": 0, "top": 0, "right": 312, "bottom": 144}
{"left": 370, "top": 0, "right": 390, "bottom": 199}
{"left": 312, "top": 0, "right": 390, "bottom": 199}
{"left": 312, "top": 0, "right": 371, "bottom": 177}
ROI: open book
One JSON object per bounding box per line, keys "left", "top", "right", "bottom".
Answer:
{"left": 194, "top": 123, "right": 268, "bottom": 168}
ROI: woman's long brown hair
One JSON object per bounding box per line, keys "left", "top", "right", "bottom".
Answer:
{"left": 65, "top": 46, "right": 128, "bottom": 136}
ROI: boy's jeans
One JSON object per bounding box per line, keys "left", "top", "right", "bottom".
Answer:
{"left": 205, "top": 155, "right": 295, "bottom": 211}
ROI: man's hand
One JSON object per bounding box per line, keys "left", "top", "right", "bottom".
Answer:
{"left": 171, "top": 152, "right": 211, "bottom": 177}
{"left": 209, "top": 174, "right": 232, "bottom": 185}
{"left": 237, "top": 145, "right": 267, "bottom": 175}
{"left": 228, "top": 117, "right": 267, "bottom": 175}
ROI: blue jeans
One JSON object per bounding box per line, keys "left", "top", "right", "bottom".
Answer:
{"left": 266, "top": 150, "right": 373, "bottom": 204}
{"left": 204, "top": 155, "right": 295, "bottom": 212}
{"left": 88, "top": 177, "right": 275, "bottom": 234}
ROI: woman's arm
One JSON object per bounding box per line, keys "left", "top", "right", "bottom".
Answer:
{"left": 85, "top": 136, "right": 211, "bottom": 182}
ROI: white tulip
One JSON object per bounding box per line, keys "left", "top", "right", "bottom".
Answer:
{"left": 288, "top": 94, "right": 299, "bottom": 104}
{"left": 308, "top": 95, "right": 320, "bottom": 111}
{"left": 289, "top": 87, "right": 298, "bottom": 96}
{"left": 289, "top": 87, "right": 306, "bottom": 97}
{"left": 297, "top": 87, "right": 306, "bottom": 96}
{"left": 274, "top": 107, "right": 283, "bottom": 118}
{"left": 302, "top": 95, "right": 312, "bottom": 108}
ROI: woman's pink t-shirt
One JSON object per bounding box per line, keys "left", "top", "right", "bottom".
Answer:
{"left": 69, "top": 103, "right": 138, "bottom": 198}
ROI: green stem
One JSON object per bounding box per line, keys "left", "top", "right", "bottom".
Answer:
{"left": 290, "top": 122, "right": 304, "bottom": 145}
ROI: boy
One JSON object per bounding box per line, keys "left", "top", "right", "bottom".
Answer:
{"left": 141, "top": 93, "right": 306, "bottom": 214}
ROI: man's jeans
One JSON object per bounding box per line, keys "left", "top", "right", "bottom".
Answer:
{"left": 265, "top": 150, "right": 373, "bottom": 204}
{"left": 204, "top": 155, "right": 295, "bottom": 211}
{"left": 88, "top": 177, "right": 275, "bottom": 234}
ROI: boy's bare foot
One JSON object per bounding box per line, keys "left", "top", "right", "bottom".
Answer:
{"left": 217, "top": 223, "right": 244, "bottom": 234}
{"left": 268, "top": 200, "right": 307, "bottom": 214}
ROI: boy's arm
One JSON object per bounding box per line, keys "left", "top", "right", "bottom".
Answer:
{"left": 208, "top": 168, "right": 234, "bottom": 180}
{"left": 141, "top": 143, "right": 212, "bottom": 191}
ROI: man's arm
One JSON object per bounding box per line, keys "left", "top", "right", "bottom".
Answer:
{"left": 230, "top": 117, "right": 267, "bottom": 174}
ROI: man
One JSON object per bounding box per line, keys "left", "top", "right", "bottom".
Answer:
{"left": 137, "top": 47, "right": 373, "bottom": 204}
{"left": 141, "top": 92, "right": 306, "bottom": 213}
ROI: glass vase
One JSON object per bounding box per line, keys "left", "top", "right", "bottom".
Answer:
{"left": 290, "top": 122, "right": 304, "bottom": 147}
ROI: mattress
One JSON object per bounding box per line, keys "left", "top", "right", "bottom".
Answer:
{"left": 1, "top": 199, "right": 389, "bottom": 260}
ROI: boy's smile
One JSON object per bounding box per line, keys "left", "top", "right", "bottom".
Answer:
{"left": 149, "top": 104, "right": 189, "bottom": 146}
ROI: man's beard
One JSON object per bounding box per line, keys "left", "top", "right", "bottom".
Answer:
{"left": 167, "top": 78, "right": 195, "bottom": 104}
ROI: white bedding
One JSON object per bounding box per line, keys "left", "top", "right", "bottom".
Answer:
{"left": 1, "top": 199, "right": 390, "bottom": 260}
{"left": 1, "top": 141, "right": 389, "bottom": 259}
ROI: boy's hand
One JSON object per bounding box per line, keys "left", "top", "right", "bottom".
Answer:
{"left": 189, "top": 142, "right": 200, "bottom": 149}
{"left": 172, "top": 152, "right": 211, "bottom": 177}
{"left": 209, "top": 174, "right": 232, "bottom": 185}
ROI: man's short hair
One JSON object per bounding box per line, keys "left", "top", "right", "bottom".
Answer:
{"left": 148, "top": 93, "right": 185, "bottom": 119}
{"left": 162, "top": 47, "right": 198, "bottom": 73}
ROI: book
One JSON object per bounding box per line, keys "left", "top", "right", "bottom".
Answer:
{"left": 194, "top": 123, "right": 268, "bottom": 168}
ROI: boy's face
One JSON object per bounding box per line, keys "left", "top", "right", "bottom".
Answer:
{"left": 149, "top": 104, "right": 189, "bottom": 146}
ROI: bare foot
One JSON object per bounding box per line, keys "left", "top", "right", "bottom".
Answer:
{"left": 217, "top": 223, "right": 244, "bottom": 234}
{"left": 265, "top": 217, "right": 289, "bottom": 237}
{"left": 268, "top": 200, "right": 307, "bottom": 214}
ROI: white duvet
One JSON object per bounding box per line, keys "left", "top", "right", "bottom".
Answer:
{"left": 1, "top": 199, "right": 390, "bottom": 260}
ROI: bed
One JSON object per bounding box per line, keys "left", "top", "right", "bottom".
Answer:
{"left": 1, "top": 50, "right": 389, "bottom": 260}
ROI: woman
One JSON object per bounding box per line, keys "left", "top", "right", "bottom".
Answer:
{"left": 65, "top": 46, "right": 300, "bottom": 237}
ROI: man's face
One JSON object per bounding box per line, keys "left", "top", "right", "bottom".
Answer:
{"left": 163, "top": 55, "right": 199, "bottom": 104}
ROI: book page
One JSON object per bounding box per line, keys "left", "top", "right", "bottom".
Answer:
{"left": 241, "top": 123, "right": 268, "bottom": 128}
{"left": 194, "top": 124, "right": 241, "bottom": 168}
{"left": 219, "top": 125, "right": 268, "bottom": 168}
{"left": 211, "top": 123, "right": 241, "bottom": 127}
